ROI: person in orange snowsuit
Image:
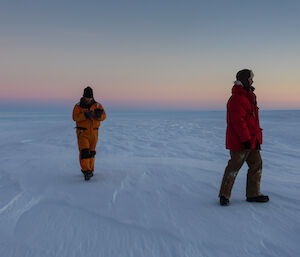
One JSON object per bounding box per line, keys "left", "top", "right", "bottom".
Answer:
{"left": 72, "top": 86, "right": 106, "bottom": 180}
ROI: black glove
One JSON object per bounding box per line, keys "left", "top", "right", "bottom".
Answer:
{"left": 94, "top": 108, "right": 103, "bottom": 119}
{"left": 255, "top": 140, "right": 261, "bottom": 150}
{"left": 242, "top": 140, "right": 251, "bottom": 150}
{"left": 84, "top": 110, "right": 93, "bottom": 120}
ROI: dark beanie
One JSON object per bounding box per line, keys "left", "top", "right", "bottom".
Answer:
{"left": 83, "top": 86, "right": 93, "bottom": 98}
{"left": 236, "top": 69, "right": 254, "bottom": 89}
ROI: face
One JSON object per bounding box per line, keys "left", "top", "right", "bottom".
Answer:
{"left": 248, "top": 77, "right": 254, "bottom": 86}
{"left": 84, "top": 97, "right": 93, "bottom": 104}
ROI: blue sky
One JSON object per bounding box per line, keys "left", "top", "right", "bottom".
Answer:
{"left": 1, "top": 0, "right": 300, "bottom": 110}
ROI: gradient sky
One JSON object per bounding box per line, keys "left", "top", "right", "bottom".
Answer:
{"left": 1, "top": 0, "right": 300, "bottom": 110}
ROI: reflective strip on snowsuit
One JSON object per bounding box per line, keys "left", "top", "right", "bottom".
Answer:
{"left": 72, "top": 102, "right": 106, "bottom": 172}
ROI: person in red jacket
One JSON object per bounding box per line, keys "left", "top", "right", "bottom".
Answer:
{"left": 219, "top": 69, "right": 269, "bottom": 206}
{"left": 73, "top": 86, "right": 106, "bottom": 181}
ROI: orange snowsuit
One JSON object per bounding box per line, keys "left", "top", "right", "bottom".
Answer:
{"left": 72, "top": 100, "right": 106, "bottom": 172}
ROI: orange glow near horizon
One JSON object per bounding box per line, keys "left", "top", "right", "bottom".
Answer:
{"left": 1, "top": 79, "right": 299, "bottom": 110}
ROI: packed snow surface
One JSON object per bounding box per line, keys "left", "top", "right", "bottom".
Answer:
{"left": 0, "top": 110, "right": 299, "bottom": 257}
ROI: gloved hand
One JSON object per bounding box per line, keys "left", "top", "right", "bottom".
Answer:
{"left": 94, "top": 108, "right": 103, "bottom": 119}
{"left": 242, "top": 140, "right": 251, "bottom": 150}
{"left": 84, "top": 110, "right": 94, "bottom": 120}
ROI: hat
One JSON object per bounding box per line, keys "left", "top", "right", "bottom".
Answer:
{"left": 83, "top": 86, "right": 93, "bottom": 98}
{"left": 236, "top": 69, "right": 254, "bottom": 89}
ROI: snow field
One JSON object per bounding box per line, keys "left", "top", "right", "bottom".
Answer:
{"left": 0, "top": 110, "right": 299, "bottom": 257}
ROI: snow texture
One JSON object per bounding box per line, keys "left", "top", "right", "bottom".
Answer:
{"left": 0, "top": 110, "right": 299, "bottom": 257}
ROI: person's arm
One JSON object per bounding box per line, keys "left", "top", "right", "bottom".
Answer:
{"left": 94, "top": 104, "right": 106, "bottom": 121}
{"left": 228, "top": 97, "right": 251, "bottom": 145}
{"left": 72, "top": 104, "right": 86, "bottom": 122}
{"left": 100, "top": 105, "right": 106, "bottom": 121}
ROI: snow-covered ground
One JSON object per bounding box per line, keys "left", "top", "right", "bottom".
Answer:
{"left": 0, "top": 110, "right": 299, "bottom": 257}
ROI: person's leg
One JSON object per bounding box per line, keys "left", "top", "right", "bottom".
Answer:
{"left": 77, "top": 131, "right": 91, "bottom": 172}
{"left": 219, "top": 150, "right": 249, "bottom": 199}
{"left": 79, "top": 148, "right": 91, "bottom": 172}
{"left": 245, "top": 150, "right": 262, "bottom": 197}
{"left": 90, "top": 150, "right": 96, "bottom": 172}
{"left": 89, "top": 129, "right": 99, "bottom": 172}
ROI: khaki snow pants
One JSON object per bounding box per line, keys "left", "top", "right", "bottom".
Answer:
{"left": 219, "top": 150, "right": 262, "bottom": 199}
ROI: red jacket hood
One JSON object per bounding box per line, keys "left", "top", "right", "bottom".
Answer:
{"left": 232, "top": 81, "right": 255, "bottom": 96}
{"left": 232, "top": 83, "right": 248, "bottom": 96}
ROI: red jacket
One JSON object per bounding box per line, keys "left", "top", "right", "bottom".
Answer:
{"left": 226, "top": 83, "right": 263, "bottom": 151}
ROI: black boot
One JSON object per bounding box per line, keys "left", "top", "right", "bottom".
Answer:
{"left": 82, "top": 170, "right": 93, "bottom": 181}
{"left": 246, "top": 194, "right": 269, "bottom": 203}
{"left": 220, "top": 196, "right": 230, "bottom": 206}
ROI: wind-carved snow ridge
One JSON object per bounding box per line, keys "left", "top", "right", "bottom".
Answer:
{"left": 0, "top": 110, "right": 300, "bottom": 257}
{"left": 112, "top": 178, "right": 126, "bottom": 204}
{"left": 0, "top": 192, "right": 24, "bottom": 215}
{"left": 0, "top": 176, "right": 41, "bottom": 239}
{"left": 0, "top": 173, "right": 23, "bottom": 216}
{"left": 20, "top": 139, "right": 34, "bottom": 144}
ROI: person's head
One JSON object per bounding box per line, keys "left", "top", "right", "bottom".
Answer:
{"left": 236, "top": 69, "right": 254, "bottom": 90}
{"left": 83, "top": 86, "right": 94, "bottom": 103}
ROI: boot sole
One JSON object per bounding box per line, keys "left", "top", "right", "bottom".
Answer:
{"left": 246, "top": 198, "right": 269, "bottom": 203}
